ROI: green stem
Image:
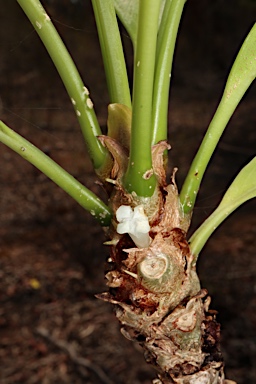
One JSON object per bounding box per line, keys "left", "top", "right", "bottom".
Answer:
{"left": 91, "top": 0, "right": 131, "bottom": 108}
{"left": 180, "top": 23, "right": 256, "bottom": 214}
{"left": 179, "top": 99, "right": 235, "bottom": 213}
{"left": 17, "top": 0, "right": 108, "bottom": 170}
{"left": 124, "top": 0, "right": 161, "bottom": 197}
{"left": 0, "top": 121, "right": 111, "bottom": 226}
{"left": 152, "top": 0, "right": 186, "bottom": 145}
{"left": 189, "top": 156, "right": 256, "bottom": 263}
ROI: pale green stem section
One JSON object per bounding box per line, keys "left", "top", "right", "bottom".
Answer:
{"left": 179, "top": 100, "right": 236, "bottom": 213}
{"left": 180, "top": 23, "right": 256, "bottom": 214}
{"left": 17, "top": 0, "right": 108, "bottom": 170}
{"left": 124, "top": 0, "right": 161, "bottom": 197}
{"left": 189, "top": 156, "right": 256, "bottom": 263}
{"left": 152, "top": 0, "right": 186, "bottom": 145}
{"left": 0, "top": 121, "right": 111, "bottom": 226}
{"left": 91, "top": 0, "right": 131, "bottom": 108}
{"left": 190, "top": 197, "right": 249, "bottom": 265}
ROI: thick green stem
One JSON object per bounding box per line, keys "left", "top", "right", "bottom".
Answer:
{"left": 17, "top": 0, "right": 108, "bottom": 170}
{"left": 124, "top": 0, "right": 161, "bottom": 197}
{"left": 0, "top": 121, "right": 111, "bottom": 226}
{"left": 91, "top": 0, "right": 131, "bottom": 108}
{"left": 152, "top": 0, "right": 186, "bottom": 145}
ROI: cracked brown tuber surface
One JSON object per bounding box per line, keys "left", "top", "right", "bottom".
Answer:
{"left": 97, "top": 138, "right": 236, "bottom": 384}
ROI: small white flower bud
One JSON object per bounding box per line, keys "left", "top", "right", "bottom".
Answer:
{"left": 116, "top": 205, "right": 150, "bottom": 248}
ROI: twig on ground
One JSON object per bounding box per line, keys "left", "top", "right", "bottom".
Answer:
{"left": 35, "top": 326, "right": 114, "bottom": 384}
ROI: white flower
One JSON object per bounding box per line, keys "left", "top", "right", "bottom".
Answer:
{"left": 116, "top": 205, "right": 151, "bottom": 248}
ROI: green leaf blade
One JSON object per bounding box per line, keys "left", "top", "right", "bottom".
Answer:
{"left": 114, "top": 0, "right": 139, "bottom": 47}
{"left": 224, "top": 22, "right": 256, "bottom": 105}
{"left": 114, "top": 0, "right": 166, "bottom": 49}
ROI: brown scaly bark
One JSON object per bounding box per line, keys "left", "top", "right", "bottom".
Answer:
{"left": 97, "top": 138, "right": 236, "bottom": 384}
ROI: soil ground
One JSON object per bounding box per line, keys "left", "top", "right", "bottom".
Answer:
{"left": 0, "top": 1, "right": 255, "bottom": 383}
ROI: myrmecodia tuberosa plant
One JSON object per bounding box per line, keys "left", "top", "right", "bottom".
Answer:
{"left": 96, "top": 135, "right": 236, "bottom": 384}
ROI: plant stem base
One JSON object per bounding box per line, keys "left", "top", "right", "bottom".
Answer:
{"left": 97, "top": 140, "right": 235, "bottom": 383}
